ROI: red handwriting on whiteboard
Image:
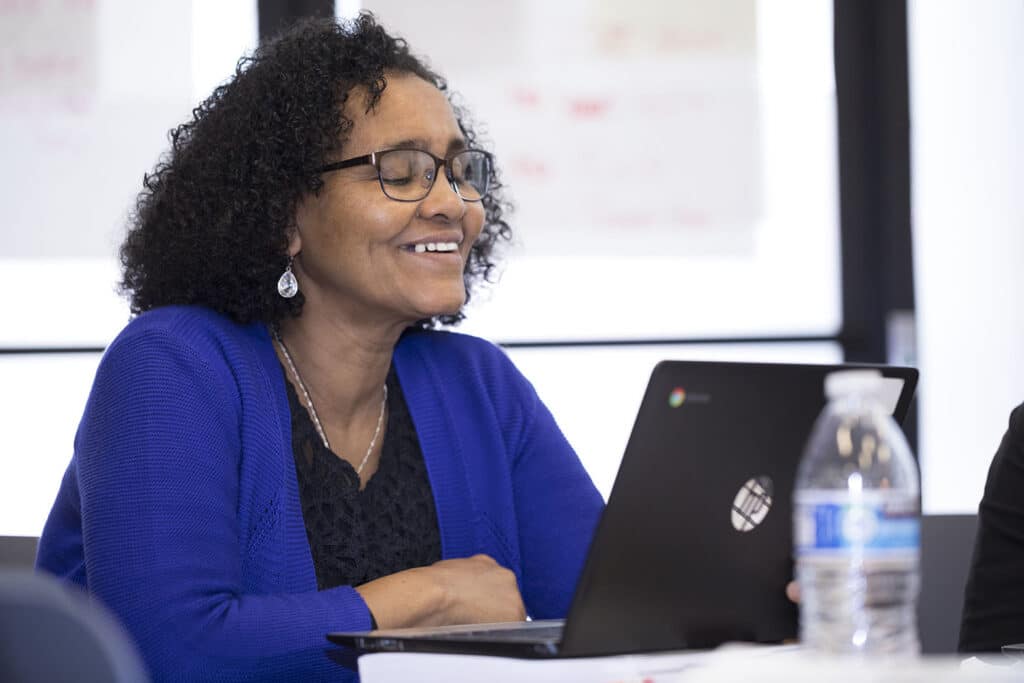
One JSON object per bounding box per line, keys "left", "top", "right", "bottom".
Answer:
{"left": 512, "top": 89, "right": 540, "bottom": 109}
{"left": 568, "top": 98, "right": 610, "bottom": 119}
{"left": 510, "top": 156, "right": 548, "bottom": 179}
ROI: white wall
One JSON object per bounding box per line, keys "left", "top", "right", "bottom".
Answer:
{"left": 0, "top": 353, "right": 102, "bottom": 537}
{"left": 2, "top": 1, "right": 843, "bottom": 536}
{"left": 909, "top": 0, "right": 1024, "bottom": 513}
{"left": 507, "top": 341, "right": 842, "bottom": 500}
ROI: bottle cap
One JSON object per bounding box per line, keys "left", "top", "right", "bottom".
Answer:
{"left": 824, "top": 369, "right": 884, "bottom": 400}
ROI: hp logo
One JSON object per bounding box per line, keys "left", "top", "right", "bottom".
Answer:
{"left": 731, "top": 476, "right": 774, "bottom": 532}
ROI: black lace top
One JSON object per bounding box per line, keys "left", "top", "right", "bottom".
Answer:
{"left": 282, "top": 364, "right": 442, "bottom": 591}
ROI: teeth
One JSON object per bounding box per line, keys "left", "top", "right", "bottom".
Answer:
{"left": 412, "top": 242, "right": 458, "bottom": 253}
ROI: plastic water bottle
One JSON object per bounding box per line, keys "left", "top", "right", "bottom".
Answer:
{"left": 793, "top": 369, "right": 920, "bottom": 655}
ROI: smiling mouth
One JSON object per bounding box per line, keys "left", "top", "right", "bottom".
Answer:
{"left": 402, "top": 241, "right": 460, "bottom": 254}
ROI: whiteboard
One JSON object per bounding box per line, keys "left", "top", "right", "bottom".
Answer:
{"left": 0, "top": 0, "right": 257, "bottom": 347}
{"left": 3, "top": 0, "right": 838, "bottom": 347}
{"left": 365, "top": 0, "right": 841, "bottom": 342}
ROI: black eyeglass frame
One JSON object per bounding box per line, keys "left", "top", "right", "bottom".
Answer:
{"left": 315, "top": 148, "right": 493, "bottom": 202}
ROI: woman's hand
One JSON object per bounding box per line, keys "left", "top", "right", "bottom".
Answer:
{"left": 786, "top": 580, "right": 800, "bottom": 603}
{"left": 427, "top": 554, "right": 527, "bottom": 625}
{"left": 356, "top": 554, "right": 525, "bottom": 629}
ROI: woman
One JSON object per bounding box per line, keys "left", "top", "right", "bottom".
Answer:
{"left": 35, "top": 15, "right": 603, "bottom": 681}
{"left": 959, "top": 401, "right": 1024, "bottom": 653}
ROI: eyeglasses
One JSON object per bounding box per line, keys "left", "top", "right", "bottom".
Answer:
{"left": 316, "top": 148, "right": 492, "bottom": 202}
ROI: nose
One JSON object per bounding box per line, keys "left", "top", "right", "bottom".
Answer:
{"left": 418, "top": 163, "right": 466, "bottom": 222}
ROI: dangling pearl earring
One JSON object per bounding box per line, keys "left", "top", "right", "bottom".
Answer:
{"left": 277, "top": 256, "right": 298, "bottom": 298}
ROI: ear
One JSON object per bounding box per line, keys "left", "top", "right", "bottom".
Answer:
{"left": 288, "top": 200, "right": 309, "bottom": 257}
{"left": 287, "top": 225, "right": 303, "bottom": 258}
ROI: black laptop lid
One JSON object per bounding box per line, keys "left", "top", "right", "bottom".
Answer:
{"left": 559, "top": 360, "right": 918, "bottom": 656}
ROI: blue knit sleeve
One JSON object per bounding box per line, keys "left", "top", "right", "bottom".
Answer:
{"left": 502, "top": 357, "right": 605, "bottom": 620}
{"left": 71, "top": 328, "right": 367, "bottom": 682}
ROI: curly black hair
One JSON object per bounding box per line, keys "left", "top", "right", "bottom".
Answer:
{"left": 120, "top": 13, "right": 511, "bottom": 328}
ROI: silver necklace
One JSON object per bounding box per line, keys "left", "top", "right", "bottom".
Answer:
{"left": 274, "top": 331, "right": 387, "bottom": 475}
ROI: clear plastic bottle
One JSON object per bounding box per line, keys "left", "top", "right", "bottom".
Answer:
{"left": 793, "top": 369, "right": 920, "bottom": 655}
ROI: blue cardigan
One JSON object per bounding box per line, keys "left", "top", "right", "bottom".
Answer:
{"left": 36, "top": 306, "right": 604, "bottom": 681}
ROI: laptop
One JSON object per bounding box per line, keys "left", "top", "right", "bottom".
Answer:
{"left": 329, "top": 360, "right": 919, "bottom": 659}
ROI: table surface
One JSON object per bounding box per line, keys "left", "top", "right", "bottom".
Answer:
{"left": 357, "top": 645, "right": 1023, "bottom": 683}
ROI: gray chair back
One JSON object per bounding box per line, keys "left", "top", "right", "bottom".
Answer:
{"left": 919, "top": 513, "right": 978, "bottom": 654}
{"left": 0, "top": 535, "right": 39, "bottom": 568}
{"left": 0, "top": 569, "right": 149, "bottom": 682}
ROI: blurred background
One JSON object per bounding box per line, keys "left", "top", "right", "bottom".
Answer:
{"left": 1, "top": 0, "right": 1021, "bottom": 538}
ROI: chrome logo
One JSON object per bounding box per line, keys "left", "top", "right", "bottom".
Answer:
{"left": 668, "top": 388, "right": 686, "bottom": 407}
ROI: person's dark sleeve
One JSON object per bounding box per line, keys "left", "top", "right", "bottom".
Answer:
{"left": 958, "top": 402, "right": 1024, "bottom": 652}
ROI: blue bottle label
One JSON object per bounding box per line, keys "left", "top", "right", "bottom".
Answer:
{"left": 794, "top": 490, "right": 919, "bottom": 557}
